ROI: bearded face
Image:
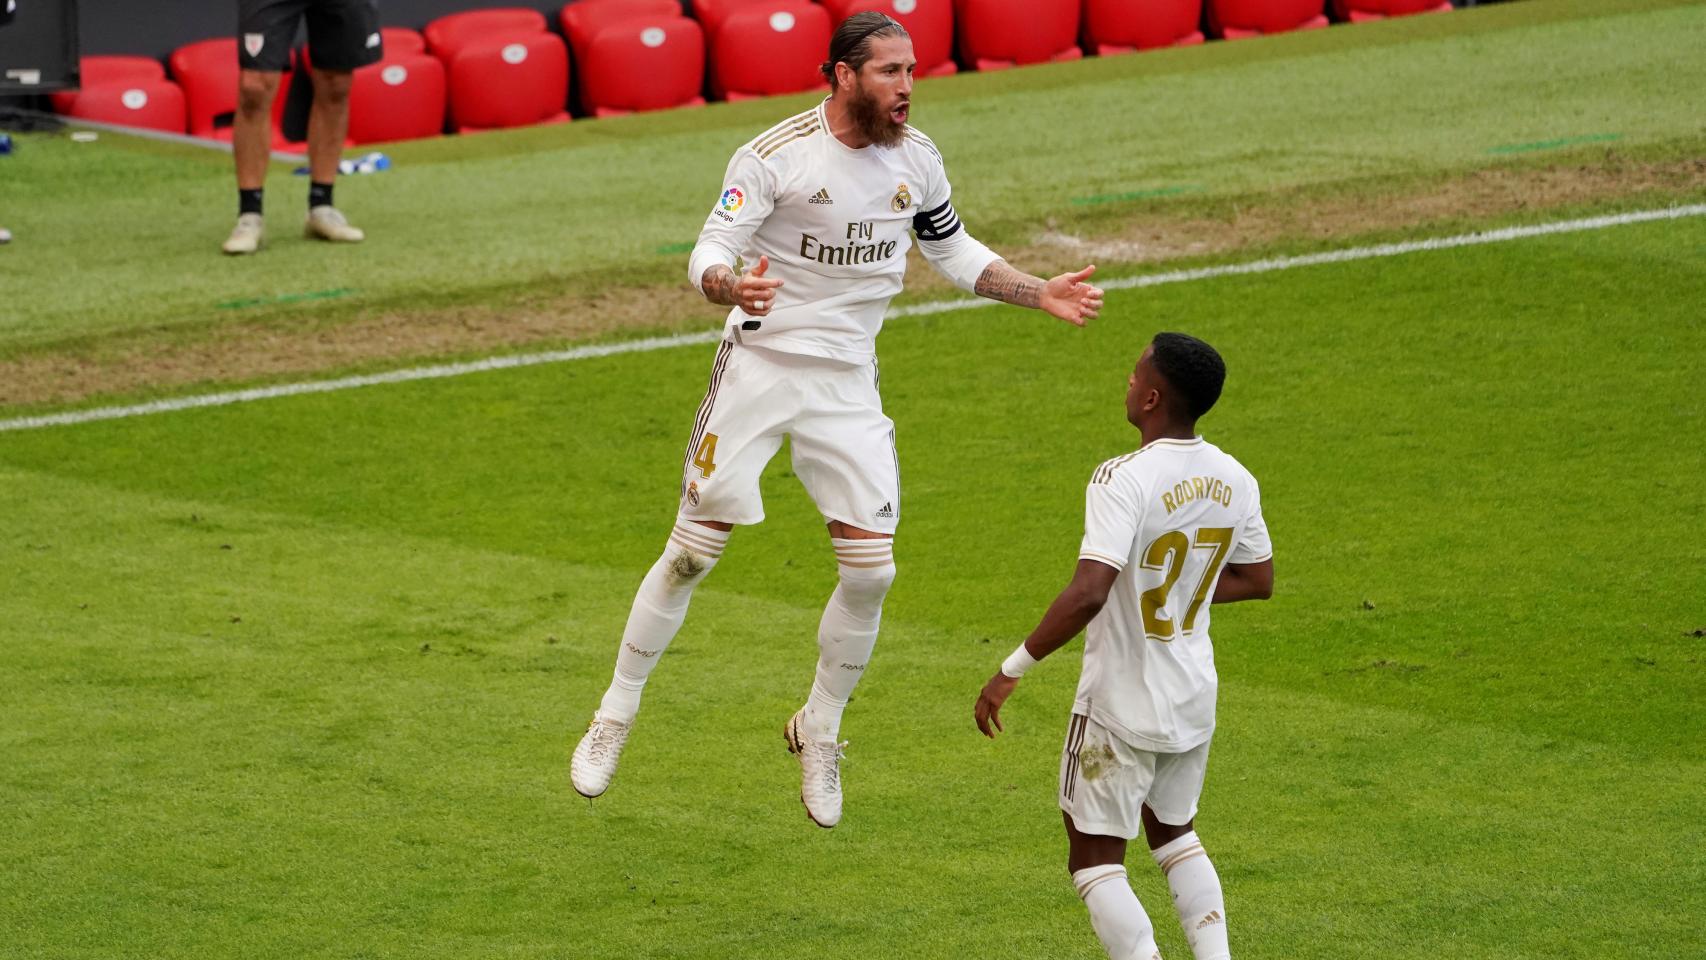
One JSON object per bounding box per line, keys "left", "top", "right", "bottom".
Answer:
{"left": 845, "top": 74, "right": 908, "bottom": 147}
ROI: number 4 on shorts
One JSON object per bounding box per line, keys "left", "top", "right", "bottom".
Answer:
{"left": 693, "top": 433, "right": 720, "bottom": 478}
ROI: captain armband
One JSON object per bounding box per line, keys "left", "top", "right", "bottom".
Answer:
{"left": 914, "top": 199, "right": 999, "bottom": 292}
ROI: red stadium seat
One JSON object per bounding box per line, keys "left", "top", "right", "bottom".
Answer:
{"left": 425, "top": 7, "right": 549, "bottom": 62}
{"left": 709, "top": 1, "right": 831, "bottom": 100}
{"left": 169, "top": 37, "right": 299, "bottom": 148}
{"left": 1331, "top": 0, "right": 1450, "bottom": 21}
{"left": 824, "top": 0, "right": 957, "bottom": 77}
{"left": 1082, "top": 0, "right": 1205, "bottom": 54}
{"left": 50, "top": 56, "right": 166, "bottom": 113}
{"left": 381, "top": 26, "right": 429, "bottom": 56}
{"left": 561, "top": 0, "right": 681, "bottom": 53}
{"left": 1206, "top": 0, "right": 1329, "bottom": 38}
{"left": 448, "top": 33, "right": 571, "bottom": 132}
{"left": 170, "top": 38, "right": 240, "bottom": 136}
{"left": 693, "top": 0, "right": 777, "bottom": 41}
{"left": 58, "top": 79, "right": 187, "bottom": 134}
{"left": 955, "top": 0, "right": 1082, "bottom": 71}
{"left": 347, "top": 52, "right": 447, "bottom": 143}
{"left": 578, "top": 16, "right": 706, "bottom": 117}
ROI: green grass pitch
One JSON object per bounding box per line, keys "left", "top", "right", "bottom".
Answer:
{"left": 4, "top": 213, "right": 1703, "bottom": 958}
{"left": 1, "top": 0, "right": 1703, "bottom": 355}
{"left": 2, "top": 0, "right": 1704, "bottom": 957}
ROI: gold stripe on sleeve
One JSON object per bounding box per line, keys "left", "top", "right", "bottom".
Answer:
{"left": 759, "top": 123, "right": 822, "bottom": 159}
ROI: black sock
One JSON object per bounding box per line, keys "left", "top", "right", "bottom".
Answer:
{"left": 308, "top": 181, "right": 334, "bottom": 210}
{"left": 239, "top": 188, "right": 263, "bottom": 217}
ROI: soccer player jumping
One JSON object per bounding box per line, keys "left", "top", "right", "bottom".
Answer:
{"left": 571, "top": 12, "right": 1103, "bottom": 828}
{"left": 975, "top": 334, "right": 1275, "bottom": 960}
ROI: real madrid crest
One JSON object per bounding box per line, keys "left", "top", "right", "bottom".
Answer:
{"left": 890, "top": 183, "right": 911, "bottom": 213}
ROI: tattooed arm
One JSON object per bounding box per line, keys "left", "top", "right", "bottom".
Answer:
{"left": 910, "top": 175, "right": 1101, "bottom": 325}
{"left": 700, "top": 256, "right": 782, "bottom": 316}
{"left": 975, "top": 259, "right": 1104, "bottom": 326}
{"left": 973, "top": 259, "right": 1045, "bottom": 309}
{"left": 700, "top": 265, "right": 740, "bottom": 307}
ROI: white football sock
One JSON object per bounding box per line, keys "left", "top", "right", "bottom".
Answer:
{"left": 1074, "top": 864, "right": 1162, "bottom": 960}
{"left": 596, "top": 521, "right": 728, "bottom": 723}
{"left": 1152, "top": 831, "right": 1229, "bottom": 960}
{"left": 801, "top": 538, "right": 894, "bottom": 740}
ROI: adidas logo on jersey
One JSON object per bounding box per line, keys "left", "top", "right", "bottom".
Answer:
{"left": 875, "top": 502, "right": 895, "bottom": 519}
{"left": 809, "top": 188, "right": 833, "bottom": 204}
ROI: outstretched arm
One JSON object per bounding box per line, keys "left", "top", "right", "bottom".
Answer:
{"left": 911, "top": 195, "right": 1102, "bottom": 325}
{"left": 974, "top": 260, "right": 1104, "bottom": 327}
{"left": 974, "top": 559, "right": 1119, "bottom": 738}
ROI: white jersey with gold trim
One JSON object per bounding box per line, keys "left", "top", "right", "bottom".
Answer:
{"left": 687, "top": 100, "right": 999, "bottom": 365}
{"left": 1074, "top": 437, "right": 1273, "bottom": 752}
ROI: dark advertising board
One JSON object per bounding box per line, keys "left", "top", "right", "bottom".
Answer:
{"left": 1, "top": 0, "right": 81, "bottom": 94}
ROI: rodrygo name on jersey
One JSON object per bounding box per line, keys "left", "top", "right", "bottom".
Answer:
{"left": 1074, "top": 437, "right": 1273, "bottom": 753}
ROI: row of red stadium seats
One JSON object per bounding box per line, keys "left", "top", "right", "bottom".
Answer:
{"left": 50, "top": 0, "right": 1452, "bottom": 143}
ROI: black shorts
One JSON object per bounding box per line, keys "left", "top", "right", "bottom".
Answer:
{"left": 238, "top": 0, "right": 382, "bottom": 72}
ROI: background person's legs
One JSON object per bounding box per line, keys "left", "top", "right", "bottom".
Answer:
{"left": 233, "top": 70, "right": 281, "bottom": 192}
{"left": 302, "top": 67, "right": 363, "bottom": 241}
{"left": 306, "top": 67, "right": 351, "bottom": 184}
{"left": 223, "top": 69, "right": 282, "bottom": 255}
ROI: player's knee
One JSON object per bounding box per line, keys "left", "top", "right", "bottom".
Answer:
{"left": 838, "top": 557, "right": 896, "bottom": 607}
{"left": 662, "top": 546, "right": 719, "bottom": 590}
{"left": 236, "top": 72, "right": 280, "bottom": 115}
{"left": 310, "top": 70, "right": 354, "bottom": 106}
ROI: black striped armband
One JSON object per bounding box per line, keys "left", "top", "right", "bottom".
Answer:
{"left": 912, "top": 199, "right": 962, "bottom": 242}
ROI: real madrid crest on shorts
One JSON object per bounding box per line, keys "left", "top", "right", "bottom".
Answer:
{"left": 890, "top": 183, "right": 911, "bottom": 213}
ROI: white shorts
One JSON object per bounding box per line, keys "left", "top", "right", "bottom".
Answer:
{"left": 1059, "top": 713, "right": 1211, "bottom": 840}
{"left": 677, "top": 340, "right": 900, "bottom": 533}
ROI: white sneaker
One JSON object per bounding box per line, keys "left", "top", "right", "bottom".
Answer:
{"left": 784, "top": 709, "right": 846, "bottom": 828}
{"left": 304, "top": 205, "right": 365, "bottom": 243}
{"left": 222, "top": 213, "right": 263, "bottom": 255}
{"left": 570, "top": 712, "right": 632, "bottom": 798}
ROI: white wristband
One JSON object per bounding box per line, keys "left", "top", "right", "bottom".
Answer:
{"left": 1000, "top": 643, "right": 1039, "bottom": 679}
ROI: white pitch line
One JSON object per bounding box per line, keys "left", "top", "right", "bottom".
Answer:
{"left": 3, "top": 203, "right": 1702, "bottom": 435}
{"left": 889, "top": 202, "right": 1706, "bottom": 318}
{"left": 0, "top": 332, "right": 720, "bottom": 433}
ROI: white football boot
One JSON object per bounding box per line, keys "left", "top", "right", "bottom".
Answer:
{"left": 784, "top": 709, "right": 846, "bottom": 828}
{"left": 570, "top": 712, "right": 632, "bottom": 799}
{"left": 304, "top": 205, "right": 365, "bottom": 243}
{"left": 221, "top": 213, "right": 264, "bottom": 255}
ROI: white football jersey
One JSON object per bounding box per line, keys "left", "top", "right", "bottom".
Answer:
{"left": 687, "top": 100, "right": 998, "bottom": 365}
{"left": 1074, "top": 437, "right": 1273, "bottom": 752}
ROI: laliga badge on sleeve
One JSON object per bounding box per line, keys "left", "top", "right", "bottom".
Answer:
{"left": 714, "top": 186, "right": 745, "bottom": 223}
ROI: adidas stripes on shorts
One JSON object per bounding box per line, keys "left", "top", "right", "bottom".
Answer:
{"left": 677, "top": 339, "right": 900, "bottom": 534}
{"left": 1059, "top": 712, "right": 1212, "bottom": 841}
